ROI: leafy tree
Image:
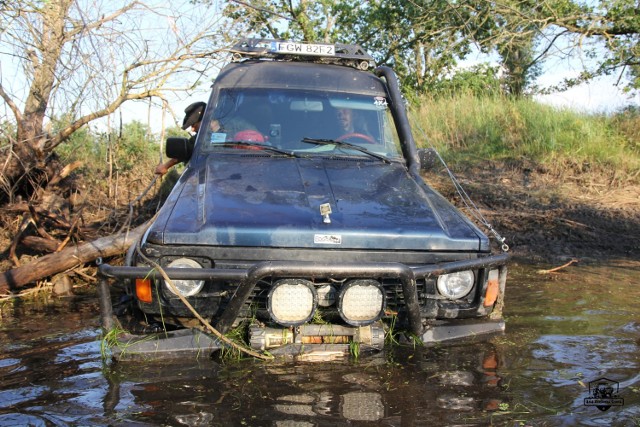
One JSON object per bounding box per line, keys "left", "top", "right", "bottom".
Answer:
{"left": 116, "top": 121, "right": 158, "bottom": 171}
{"left": 478, "top": 0, "right": 639, "bottom": 92}
{"left": 222, "top": 0, "right": 339, "bottom": 42}
{"left": 570, "top": 0, "right": 639, "bottom": 90}
{"left": 432, "top": 64, "right": 504, "bottom": 97}
{"left": 477, "top": 0, "right": 544, "bottom": 97}
{"left": 221, "top": 0, "right": 638, "bottom": 97}
{"left": 497, "top": 34, "right": 542, "bottom": 97}
{"left": 221, "top": 0, "right": 486, "bottom": 94}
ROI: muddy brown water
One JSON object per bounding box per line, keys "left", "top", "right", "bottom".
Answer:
{"left": 1, "top": 262, "right": 639, "bottom": 426}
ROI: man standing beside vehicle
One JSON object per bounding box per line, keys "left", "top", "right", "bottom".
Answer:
{"left": 155, "top": 101, "right": 206, "bottom": 176}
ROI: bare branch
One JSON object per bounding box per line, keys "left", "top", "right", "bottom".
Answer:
{"left": 0, "top": 0, "right": 235, "bottom": 199}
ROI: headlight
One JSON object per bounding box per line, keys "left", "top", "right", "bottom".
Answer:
{"left": 437, "top": 270, "right": 474, "bottom": 299}
{"left": 164, "top": 258, "right": 204, "bottom": 297}
{"left": 338, "top": 280, "right": 385, "bottom": 326}
{"left": 268, "top": 279, "right": 317, "bottom": 326}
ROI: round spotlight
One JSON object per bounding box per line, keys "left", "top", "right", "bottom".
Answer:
{"left": 338, "top": 280, "right": 385, "bottom": 326}
{"left": 164, "top": 258, "right": 204, "bottom": 297}
{"left": 436, "top": 270, "right": 475, "bottom": 299}
{"left": 268, "top": 279, "right": 317, "bottom": 326}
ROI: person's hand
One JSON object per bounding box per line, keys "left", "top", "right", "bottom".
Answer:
{"left": 155, "top": 162, "right": 169, "bottom": 176}
{"left": 155, "top": 158, "right": 179, "bottom": 175}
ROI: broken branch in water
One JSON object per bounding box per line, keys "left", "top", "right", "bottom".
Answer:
{"left": 537, "top": 259, "right": 578, "bottom": 274}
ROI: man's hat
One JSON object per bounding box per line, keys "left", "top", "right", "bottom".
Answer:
{"left": 182, "top": 102, "right": 206, "bottom": 130}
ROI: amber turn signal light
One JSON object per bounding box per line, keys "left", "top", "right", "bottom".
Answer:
{"left": 483, "top": 270, "right": 500, "bottom": 307}
{"left": 135, "top": 278, "right": 153, "bottom": 303}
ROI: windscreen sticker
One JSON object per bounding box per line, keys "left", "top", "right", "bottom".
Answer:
{"left": 314, "top": 234, "right": 342, "bottom": 245}
{"left": 373, "top": 96, "right": 389, "bottom": 110}
{"left": 210, "top": 132, "right": 227, "bottom": 143}
{"left": 374, "top": 96, "right": 388, "bottom": 108}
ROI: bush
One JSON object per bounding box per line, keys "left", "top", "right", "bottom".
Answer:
{"left": 611, "top": 106, "right": 640, "bottom": 153}
{"left": 429, "top": 64, "right": 504, "bottom": 98}
{"left": 56, "top": 120, "right": 160, "bottom": 175}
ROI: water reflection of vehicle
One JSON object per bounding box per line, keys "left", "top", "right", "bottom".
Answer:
{"left": 102, "top": 343, "right": 507, "bottom": 425}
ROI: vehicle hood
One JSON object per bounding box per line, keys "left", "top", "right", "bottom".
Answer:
{"left": 147, "top": 153, "right": 487, "bottom": 251}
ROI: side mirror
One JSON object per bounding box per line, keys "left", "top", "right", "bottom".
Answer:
{"left": 417, "top": 148, "right": 438, "bottom": 172}
{"left": 165, "top": 137, "right": 192, "bottom": 162}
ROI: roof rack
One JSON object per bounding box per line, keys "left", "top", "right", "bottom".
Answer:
{"left": 228, "top": 38, "right": 375, "bottom": 70}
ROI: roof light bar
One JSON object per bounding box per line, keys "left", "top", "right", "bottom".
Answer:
{"left": 229, "top": 38, "right": 375, "bottom": 70}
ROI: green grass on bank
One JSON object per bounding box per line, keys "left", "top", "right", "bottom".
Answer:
{"left": 409, "top": 93, "right": 640, "bottom": 181}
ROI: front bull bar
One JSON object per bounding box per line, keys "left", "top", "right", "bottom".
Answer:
{"left": 98, "top": 253, "right": 509, "bottom": 337}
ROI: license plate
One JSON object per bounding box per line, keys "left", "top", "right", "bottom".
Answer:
{"left": 270, "top": 41, "right": 335, "bottom": 56}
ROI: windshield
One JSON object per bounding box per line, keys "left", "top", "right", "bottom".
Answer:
{"left": 198, "top": 88, "right": 402, "bottom": 159}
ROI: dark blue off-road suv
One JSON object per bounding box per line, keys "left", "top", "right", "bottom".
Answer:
{"left": 99, "top": 40, "right": 508, "bottom": 360}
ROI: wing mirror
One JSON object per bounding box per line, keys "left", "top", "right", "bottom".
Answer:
{"left": 165, "top": 137, "right": 193, "bottom": 162}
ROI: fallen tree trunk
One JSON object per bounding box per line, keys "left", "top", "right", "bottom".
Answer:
{"left": 21, "top": 235, "right": 61, "bottom": 253}
{"left": 0, "top": 222, "right": 149, "bottom": 293}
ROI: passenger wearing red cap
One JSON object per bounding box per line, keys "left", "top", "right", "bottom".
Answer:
{"left": 210, "top": 117, "right": 261, "bottom": 142}
{"left": 155, "top": 102, "right": 206, "bottom": 176}
{"left": 233, "top": 130, "right": 265, "bottom": 143}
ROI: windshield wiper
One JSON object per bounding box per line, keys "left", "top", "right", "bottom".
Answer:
{"left": 217, "top": 141, "right": 298, "bottom": 158}
{"left": 301, "top": 137, "right": 391, "bottom": 164}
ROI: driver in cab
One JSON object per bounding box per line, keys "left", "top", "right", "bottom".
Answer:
{"left": 335, "top": 108, "right": 375, "bottom": 144}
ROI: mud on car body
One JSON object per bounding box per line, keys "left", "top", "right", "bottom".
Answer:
{"left": 98, "top": 39, "right": 508, "bottom": 359}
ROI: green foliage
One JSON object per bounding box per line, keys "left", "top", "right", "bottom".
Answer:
{"left": 384, "top": 314, "right": 400, "bottom": 346}
{"left": 411, "top": 93, "right": 640, "bottom": 178}
{"left": 55, "top": 122, "right": 101, "bottom": 166}
{"left": 429, "top": 64, "right": 504, "bottom": 97}
{"left": 116, "top": 121, "right": 159, "bottom": 171}
{"left": 342, "top": 0, "right": 474, "bottom": 93}
{"left": 101, "top": 325, "right": 128, "bottom": 360}
{"left": 221, "top": 0, "right": 477, "bottom": 94}
{"left": 220, "top": 0, "right": 640, "bottom": 95}
{"left": 611, "top": 105, "right": 640, "bottom": 152}
{"left": 57, "top": 121, "right": 158, "bottom": 165}
{"left": 55, "top": 119, "right": 159, "bottom": 177}
{"left": 217, "top": 321, "right": 251, "bottom": 362}
{"left": 349, "top": 340, "right": 360, "bottom": 360}
{"left": 222, "top": 0, "right": 335, "bottom": 41}
{"left": 600, "top": 0, "right": 640, "bottom": 89}
{"left": 497, "top": 33, "right": 541, "bottom": 97}
{"left": 164, "top": 125, "right": 190, "bottom": 139}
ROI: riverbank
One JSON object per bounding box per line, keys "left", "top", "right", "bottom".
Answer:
{"left": 427, "top": 159, "right": 640, "bottom": 263}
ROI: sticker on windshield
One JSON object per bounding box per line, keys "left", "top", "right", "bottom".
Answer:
{"left": 374, "top": 97, "right": 388, "bottom": 108}
{"left": 210, "top": 132, "right": 227, "bottom": 143}
{"left": 314, "top": 234, "right": 342, "bottom": 245}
